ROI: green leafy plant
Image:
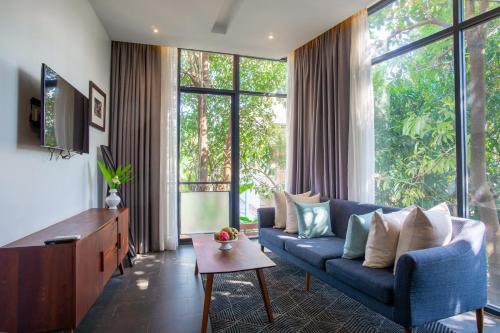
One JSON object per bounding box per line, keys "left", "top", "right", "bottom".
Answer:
{"left": 97, "top": 160, "right": 133, "bottom": 190}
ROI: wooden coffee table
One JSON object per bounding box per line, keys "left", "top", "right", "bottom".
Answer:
{"left": 192, "top": 233, "right": 276, "bottom": 333}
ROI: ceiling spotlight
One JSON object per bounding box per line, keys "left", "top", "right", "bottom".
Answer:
{"left": 268, "top": 33, "right": 274, "bottom": 40}
{"left": 152, "top": 27, "right": 159, "bottom": 34}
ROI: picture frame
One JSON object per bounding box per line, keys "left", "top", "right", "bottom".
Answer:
{"left": 89, "top": 81, "right": 106, "bottom": 131}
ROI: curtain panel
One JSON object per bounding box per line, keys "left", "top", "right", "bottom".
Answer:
{"left": 157, "top": 46, "right": 178, "bottom": 251}
{"left": 289, "top": 20, "right": 352, "bottom": 199}
{"left": 348, "top": 9, "right": 375, "bottom": 203}
{"left": 285, "top": 51, "right": 295, "bottom": 192}
{"left": 110, "top": 41, "right": 161, "bottom": 254}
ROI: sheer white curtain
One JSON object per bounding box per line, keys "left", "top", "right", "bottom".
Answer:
{"left": 348, "top": 9, "right": 375, "bottom": 203}
{"left": 159, "top": 46, "right": 178, "bottom": 250}
{"left": 285, "top": 51, "right": 295, "bottom": 192}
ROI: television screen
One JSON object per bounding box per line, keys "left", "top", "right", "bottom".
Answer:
{"left": 41, "top": 64, "right": 89, "bottom": 153}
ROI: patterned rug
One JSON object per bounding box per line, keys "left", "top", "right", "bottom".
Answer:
{"left": 204, "top": 253, "right": 455, "bottom": 333}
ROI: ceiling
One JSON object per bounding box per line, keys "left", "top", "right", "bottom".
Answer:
{"left": 89, "top": 0, "right": 374, "bottom": 59}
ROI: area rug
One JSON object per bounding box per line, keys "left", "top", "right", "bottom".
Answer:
{"left": 204, "top": 253, "right": 455, "bottom": 333}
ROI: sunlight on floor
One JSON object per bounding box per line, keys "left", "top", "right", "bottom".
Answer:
{"left": 135, "top": 278, "right": 149, "bottom": 290}
{"left": 440, "top": 311, "right": 500, "bottom": 333}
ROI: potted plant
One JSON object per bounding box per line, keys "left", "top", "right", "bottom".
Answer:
{"left": 97, "top": 161, "right": 133, "bottom": 209}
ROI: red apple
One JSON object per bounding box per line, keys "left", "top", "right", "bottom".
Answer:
{"left": 219, "top": 230, "right": 230, "bottom": 241}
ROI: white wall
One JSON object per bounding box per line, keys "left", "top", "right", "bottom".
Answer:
{"left": 0, "top": 0, "right": 111, "bottom": 245}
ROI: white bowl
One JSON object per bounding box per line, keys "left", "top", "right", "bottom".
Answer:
{"left": 214, "top": 236, "right": 238, "bottom": 251}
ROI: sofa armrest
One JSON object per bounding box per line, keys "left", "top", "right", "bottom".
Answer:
{"left": 394, "top": 220, "right": 487, "bottom": 327}
{"left": 257, "top": 207, "right": 275, "bottom": 229}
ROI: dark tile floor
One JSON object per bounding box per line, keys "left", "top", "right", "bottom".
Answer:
{"left": 77, "top": 245, "right": 499, "bottom": 333}
{"left": 76, "top": 246, "right": 210, "bottom": 333}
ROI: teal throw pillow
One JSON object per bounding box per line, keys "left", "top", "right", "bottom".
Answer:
{"left": 294, "top": 201, "right": 334, "bottom": 239}
{"left": 342, "top": 209, "right": 382, "bottom": 259}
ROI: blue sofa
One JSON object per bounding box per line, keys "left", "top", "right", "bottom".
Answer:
{"left": 257, "top": 198, "right": 487, "bottom": 332}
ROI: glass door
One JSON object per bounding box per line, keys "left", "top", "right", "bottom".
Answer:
{"left": 178, "top": 50, "right": 287, "bottom": 239}
{"left": 178, "top": 92, "right": 233, "bottom": 238}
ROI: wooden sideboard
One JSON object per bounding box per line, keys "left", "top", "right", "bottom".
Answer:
{"left": 0, "top": 208, "right": 129, "bottom": 333}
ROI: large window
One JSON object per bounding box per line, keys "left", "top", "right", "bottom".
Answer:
{"left": 370, "top": 0, "right": 499, "bottom": 309}
{"left": 373, "top": 37, "right": 457, "bottom": 210}
{"left": 178, "top": 50, "right": 287, "bottom": 238}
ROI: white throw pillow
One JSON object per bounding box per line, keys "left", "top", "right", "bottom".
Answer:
{"left": 393, "top": 203, "right": 452, "bottom": 273}
{"left": 273, "top": 191, "right": 310, "bottom": 228}
{"left": 284, "top": 192, "right": 320, "bottom": 233}
{"left": 363, "top": 208, "right": 413, "bottom": 268}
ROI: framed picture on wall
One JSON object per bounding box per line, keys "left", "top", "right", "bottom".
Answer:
{"left": 89, "top": 81, "right": 106, "bottom": 131}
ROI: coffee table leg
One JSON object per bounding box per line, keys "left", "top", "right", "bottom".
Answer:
{"left": 201, "top": 273, "right": 214, "bottom": 333}
{"left": 256, "top": 269, "right": 273, "bottom": 322}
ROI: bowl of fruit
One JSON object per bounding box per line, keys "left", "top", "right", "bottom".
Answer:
{"left": 214, "top": 227, "right": 239, "bottom": 251}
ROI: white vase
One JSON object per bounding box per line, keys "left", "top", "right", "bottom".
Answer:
{"left": 105, "top": 189, "right": 121, "bottom": 210}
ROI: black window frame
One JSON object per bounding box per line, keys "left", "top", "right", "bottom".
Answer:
{"left": 177, "top": 49, "right": 287, "bottom": 243}
{"left": 368, "top": 0, "right": 500, "bottom": 315}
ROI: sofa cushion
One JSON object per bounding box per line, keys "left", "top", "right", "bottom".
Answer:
{"left": 394, "top": 203, "right": 452, "bottom": 273}
{"left": 364, "top": 209, "right": 412, "bottom": 268}
{"left": 284, "top": 237, "right": 344, "bottom": 269}
{"left": 285, "top": 192, "right": 321, "bottom": 233}
{"left": 330, "top": 199, "right": 400, "bottom": 239}
{"left": 325, "top": 258, "right": 394, "bottom": 304}
{"left": 343, "top": 209, "right": 381, "bottom": 259}
{"left": 273, "top": 191, "right": 310, "bottom": 228}
{"left": 295, "top": 201, "right": 334, "bottom": 239}
{"left": 260, "top": 228, "right": 298, "bottom": 249}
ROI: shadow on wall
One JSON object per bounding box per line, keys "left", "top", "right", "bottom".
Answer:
{"left": 16, "top": 67, "right": 43, "bottom": 151}
{"left": 93, "top": 146, "right": 106, "bottom": 208}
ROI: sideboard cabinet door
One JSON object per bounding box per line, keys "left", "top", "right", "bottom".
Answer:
{"left": 75, "top": 230, "right": 102, "bottom": 325}
{"left": 117, "top": 213, "right": 129, "bottom": 263}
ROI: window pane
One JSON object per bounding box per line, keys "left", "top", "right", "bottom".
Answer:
{"left": 373, "top": 37, "right": 457, "bottom": 210}
{"left": 239, "top": 95, "right": 287, "bottom": 235}
{"left": 240, "top": 57, "right": 287, "bottom": 94}
{"left": 180, "top": 50, "right": 233, "bottom": 90}
{"left": 179, "top": 93, "right": 232, "bottom": 183}
{"left": 463, "top": 0, "right": 500, "bottom": 20}
{"left": 464, "top": 18, "right": 500, "bottom": 306}
{"left": 180, "top": 192, "right": 229, "bottom": 236}
{"left": 369, "top": 0, "right": 452, "bottom": 57}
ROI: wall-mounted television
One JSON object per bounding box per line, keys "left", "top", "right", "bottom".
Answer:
{"left": 40, "top": 64, "right": 89, "bottom": 154}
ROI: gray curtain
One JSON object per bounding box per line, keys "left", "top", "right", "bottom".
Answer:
{"left": 110, "top": 41, "right": 161, "bottom": 254}
{"left": 290, "top": 20, "right": 351, "bottom": 199}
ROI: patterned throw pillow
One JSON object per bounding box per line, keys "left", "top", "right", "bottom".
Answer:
{"left": 273, "top": 191, "right": 310, "bottom": 228}
{"left": 294, "top": 201, "right": 335, "bottom": 239}
{"left": 284, "top": 192, "right": 320, "bottom": 233}
{"left": 342, "top": 209, "right": 382, "bottom": 259}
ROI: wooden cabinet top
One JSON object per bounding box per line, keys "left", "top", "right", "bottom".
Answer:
{"left": 2, "top": 208, "right": 128, "bottom": 248}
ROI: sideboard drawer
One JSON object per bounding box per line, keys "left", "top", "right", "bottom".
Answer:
{"left": 99, "top": 221, "right": 118, "bottom": 285}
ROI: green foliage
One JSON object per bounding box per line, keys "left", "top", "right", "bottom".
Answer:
{"left": 370, "top": 0, "right": 499, "bottom": 213}
{"left": 97, "top": 161, "right": 133, "bottom": 190}
{"left": 240, "top": 57, "right": 287, "bottom": 94}
{"left": 239, "top": 216, "right": 257, "bottom": 223}
{"left": 179, "top": 51, "right": 287, "bottom": 199}
{"left": 369, "top": 0, "right": 452, "bottom": 57}
{"left": 373, "top": 37, "right": 457, "bottom": 208}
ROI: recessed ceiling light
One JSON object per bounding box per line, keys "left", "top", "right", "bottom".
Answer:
{"left": 152, "top": 27, "right": 159, "bottom": 34}
{"left": 268, "top": 33, "right": 274, "bottom": 40}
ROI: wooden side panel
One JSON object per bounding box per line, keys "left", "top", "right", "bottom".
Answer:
{"left": 0, "top": 245, "right": 75, "bottom": 332}
{"left": 99, "top": 221, "right": 118, "bottom": 286}
{"left": 0, "top": 249, "right": 19, "bottom": 332}
{"left": 75, "top": 230, "right": 102, "bottom": 325}
{"left": 117, "top": 211, "right": 129, "bottom": 263}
